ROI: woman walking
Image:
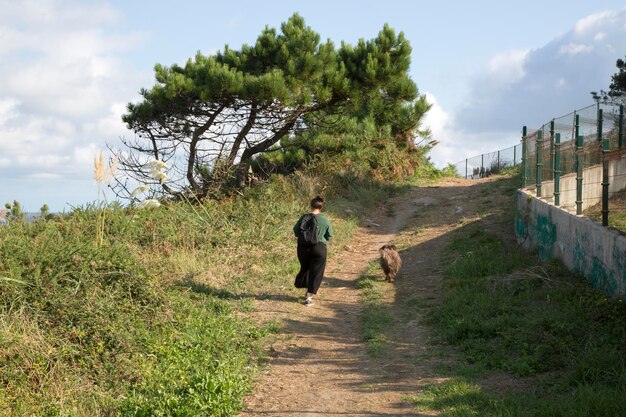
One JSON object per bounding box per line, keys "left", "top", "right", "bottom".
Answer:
{"left": 293, "top": 195, "right": 333, "bottom": 307}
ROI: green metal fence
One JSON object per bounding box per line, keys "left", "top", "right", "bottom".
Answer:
{"left": 452, "top": 143, "right": 523, "bottom": 180}
{"left": 522, "top": 102, "right": 626, "bottom": 226}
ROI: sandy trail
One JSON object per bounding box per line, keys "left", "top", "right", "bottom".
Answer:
{"left": 240, "top": 177, "right": 494, "bottom": 416}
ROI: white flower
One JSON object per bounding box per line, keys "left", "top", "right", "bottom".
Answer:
{"left": 130, "top": 185, "right": 150, "bottom": 199}
{"left": 138, "top": 199, "right": 161, "bottom": 209}
{"left": 94, "top": 151, "right": 119, "bottom": 184}
{"left": 152, "top": 171, "right": 169, "bottom": 184}
{"left": 145, "top": 160, "right": 169, "bottom": 170}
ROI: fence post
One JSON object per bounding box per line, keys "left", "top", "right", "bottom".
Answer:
{"left": 522, "top": 126, "right": 527, "bottom": 188}
{"left": 481, "top": 154, "right": 484, "bottom": 178}
{"left": 465, "top": 159, "right": 468, "bottom": 179}
{"left": 600, "top": 108, "right": 610, "bottom": 226}
{"left": 554, "top": 132, "right": 561, "bottom": 206}
{"left": 497, "top": 150, "right": 501, "bottom": 171}
{"left": 549, "top": 120, "right": 555, "bottom": 181}
{"left": 575, "top": 113, "right": 583, "bottom": 215}
{"left": 536, "top": 130, "right": 543, "bottom": 197}
{"left": 597, "top": 107, "right": 603, "bottom": 142}
{"left": 617, "top": 104, "right": 625, "bottom": 149}
{"left": 514, "top": 145, "right": 517, "bottom": 166}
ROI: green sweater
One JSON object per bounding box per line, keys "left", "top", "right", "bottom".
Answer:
{"left": 293, "top": 213, "right": 334, "bottom": 245}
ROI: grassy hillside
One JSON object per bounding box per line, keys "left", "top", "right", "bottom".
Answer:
{"left": 407, "top": 175, "right": 626, "bottom": 417}
{"left": 0, "top": 165, "right": 418, "bottom": 416}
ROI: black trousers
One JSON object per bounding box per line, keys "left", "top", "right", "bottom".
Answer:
{"left": 296, "top": 243, "right": 328, "bottom": 295}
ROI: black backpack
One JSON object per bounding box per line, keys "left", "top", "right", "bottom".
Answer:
{"left": 298, "top": 214, "right": 319, "bottom": 246}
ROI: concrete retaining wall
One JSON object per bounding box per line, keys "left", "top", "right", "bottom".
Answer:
{"left": 515, "top": 190, "right": 626, "bottom": 296}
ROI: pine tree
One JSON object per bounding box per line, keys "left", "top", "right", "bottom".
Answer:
{"left": 117, "top": 14, "right": 429, "bottom": 199}
{"left": 609, "top": 56, "right": 626, "bottom": 101}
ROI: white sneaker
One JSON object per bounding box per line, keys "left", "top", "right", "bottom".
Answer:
{"left": 304, "top": 297, "right": 314, "bottom": 307}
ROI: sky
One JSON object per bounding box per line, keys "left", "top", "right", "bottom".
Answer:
{"left": 2, "top": 0, "right": 626, "bottom": 212}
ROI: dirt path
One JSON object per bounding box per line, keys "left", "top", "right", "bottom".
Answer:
{"left": 240, "top": 177, "right": 506, "bottom": 416}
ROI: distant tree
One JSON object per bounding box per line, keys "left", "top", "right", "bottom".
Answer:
{"left": 115, "top": 13, "right": 428, "bottom": 199}
{"left": 4, "top": 200, "right": 25, "bottom": 223}
{"left": 608, "top": 55, "right": 626, "bottom": 100}
{"left": 39, "top": 204, "right": 49, "bottom": 219}
{"left": 38, "top": 204, "right": 56, "bottom": 221}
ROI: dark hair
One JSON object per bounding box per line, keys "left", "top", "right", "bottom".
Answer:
{"left": 310, "top": 195, "right": 324, "bottom": 210}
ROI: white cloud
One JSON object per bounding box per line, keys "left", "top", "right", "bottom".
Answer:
{"left": 429, "top": 7, "right": 626, "bottom": 168}
{"left": 0, "top": 98, "right": 20, "bottom": 125}
{"left": 0, "top": 0, "right": 121, "bottom": 28}
{"left": 574, "top": 10, "right": 617, "bottom": 34}
{"left": 424, "top": 92, "right": 521, "bottom": 168}
{"left": 73, "top": 144, "right": 101, "bottom": 168}
{"left": 455, "top": 7, "right": 626, "bottom": 141}
{"left": 423, "top": 93, "right": 450, "bottom": 140}
{"left": 0, "top": 26, "right": 145, "bottom": 118}
{"left": 486, "top": 50, "right": 529, "bottom": 84}
{"left": 0, "top": 0, "right": 148, "bottom": 188}
{"left": 0, "top": 116, "right": 74, "bottom": 169}
{"left": 559, "top": 43, "right": 593, "bottom": 56}
{"left": 82, "top": 103, "right": 130, "bottom": 139}
{"left": 25, "top": 173, "right": 64, "bottom": 180}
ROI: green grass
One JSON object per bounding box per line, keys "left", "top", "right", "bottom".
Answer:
{"left": 356, "top": 262, "right": 394, "bottom": 357}
{"left": 0, "top": 204, "right": 274, "bottom": 416}
{"left": 118, "top": 295, "right": 271, "bottom": 417}
{"left": 607, "top": 211, "right": 626, "bottom": 231}
{"left": 412, "top": 226, "right": 626, "bottom": 416}
{"left": 410, "top": 377, "right": 626, "bottom": 417}
{"left": 584, "top": 188, "right": 626, "bottom": 233}
{"left": 588, "top": 208, "right": 626, "bottom": 233}
{"left": 0, "top": 167, "right": 411, "bottom": 416}
{"left": 410, "top": 378, "right": 506, "bottom": 417}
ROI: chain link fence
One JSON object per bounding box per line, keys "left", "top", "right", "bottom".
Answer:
{"left": 452, "top": 143, "right": 523, "bottom": 179}
{"left": 522, "top": 102, "right": 626, "bottom": 227}
{"left": 450, "top": 101, "right": 626, "bottom": 228}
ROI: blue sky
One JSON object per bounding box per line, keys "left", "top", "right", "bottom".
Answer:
{"left": 1, "top": 0, "right": 626, "bottom": 211}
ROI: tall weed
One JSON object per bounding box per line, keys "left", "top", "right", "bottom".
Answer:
{"left": 0, "top": 164, "right": 413, "bottom": 415}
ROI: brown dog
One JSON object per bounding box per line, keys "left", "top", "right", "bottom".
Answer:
{"left": 379, "top": 244, "right": 401, "bottom": 282}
